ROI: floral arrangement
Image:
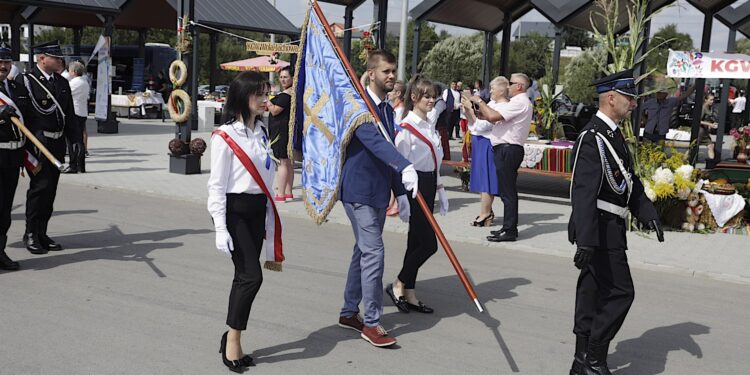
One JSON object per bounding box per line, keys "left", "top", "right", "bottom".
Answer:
{"left": 729, "top": 126, "right": 750, "bottom": 147}
{"left": 639, "top": 142, "right": 697, "bottom": 202}
{"left": 358, "top": 30, "right": 376, "bottom": 66}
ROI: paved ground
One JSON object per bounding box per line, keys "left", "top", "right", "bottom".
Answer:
{"left": 2, "top": 182, "right": 749, "bottom": 374}
{"left": 55, "top": 118, "right": 750, "bottom": 284}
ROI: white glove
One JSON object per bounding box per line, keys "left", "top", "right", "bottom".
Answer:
{"left": 396, "top": 194, "right": 411, "bottom": 223}
{"left": 215, "top": 229, "right": 234, "bottom": 257}
{"left": 437, "top": 187, "right": 449, "bottom": 216}
{"left": 401, "top": 164, "right": 419, "bottom": 198}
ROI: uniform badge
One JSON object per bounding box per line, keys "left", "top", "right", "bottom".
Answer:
{"left": 606, "top": 129, "right": 614, "bottom": 138}
{"left": 42, "top": 100, "right": 48, "bottom": 105}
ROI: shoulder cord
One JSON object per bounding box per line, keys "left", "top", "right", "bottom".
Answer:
{"left": 23, "top": 74, "right": 66, "bottom": 132}
{"left": 595, "top": 133, "right": 633, "bottom": 204}
{"left": 569, "top": 129, "right": 604, "bottom": 200}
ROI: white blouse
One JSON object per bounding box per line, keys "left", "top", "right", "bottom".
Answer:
{"left": 395, "top": 111, "right": 444, "bottom": 175}
{"left": 207, "top": 120, "right": 276, "bottom": 230}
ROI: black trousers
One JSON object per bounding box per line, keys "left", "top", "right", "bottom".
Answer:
{"left": 1, "top": 167, "right": 20, "bottom": 241}
{"left": 493, "top": 144, "right": 524, "bottom": 235}
{"left": 450, "top": 111, "right": 461, "bottom": 138}
{"left": 26, "top": 138, "right": 65, "bottom": 235}
{"left": 573, "top": 249, "right": 635, "bottom": 345}
{"left": 66, "top": 116, "right": 86, "bottom": 172}
{"left": 398, "top": 171, "right": 438, "bottom": 289}
{"left": 225, "top": 193, "right": 267, "bottom": 331}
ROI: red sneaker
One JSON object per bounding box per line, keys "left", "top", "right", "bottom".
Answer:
{"left": 361, "top": 325, "right": 397, "bottom": 347}
{"left": 284, "top": 193, "right": 294, "bottom": 202}
{"left": 274, "top": 195, "right": 286, "bottom": 203}
{"left": 338, "top": 314, "right": 364, "bottom": 333}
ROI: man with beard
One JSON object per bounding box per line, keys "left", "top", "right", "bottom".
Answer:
{"left": 16, "top": 41, "right": 74, "bottom": 254}
{"left": 567, "top": 69, "right": 664, "bottom": 375}
{"left": 336, "top": 50, "right": 418, "bottom": 347}
{"left": 0, "top": 42, "right": 29, "bottom": 270}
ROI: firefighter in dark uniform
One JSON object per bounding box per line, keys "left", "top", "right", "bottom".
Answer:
{"left": 0, "top": 43, "right": 29, "bottom": 270}
{"left": 568, "top": 69, "right": 665, "bottom": 375}
{"left": 16, "top": 41, "right": 73, "bottom": 254}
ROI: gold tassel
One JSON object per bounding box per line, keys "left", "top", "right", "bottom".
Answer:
{"left": 286, "top": 8, "right": 311, "bottom": 160}
{"left": 264, "top": 261, "right": 283, "bottom": 272}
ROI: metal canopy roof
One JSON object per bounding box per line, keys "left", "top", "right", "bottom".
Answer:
{"left": 716, "top": 0, "right": 750, "bottom": 31}
{"left": 686, "top": 0, "right": 737, "bottom": 13}
{"left": 116, "top": 0, "right": 298, "bottom": 35}
{"left": 0, "top": 0, "right": 119, "bottom": 27}
{"left": 410, "top": 0, "right": 533, "bottom": 33}
{"left": 529, "top": 0, "right": 589, "bottom": 25}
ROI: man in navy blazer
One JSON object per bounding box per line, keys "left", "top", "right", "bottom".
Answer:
{"left": 337, "top": 50, "right": 418, "bottom": 347}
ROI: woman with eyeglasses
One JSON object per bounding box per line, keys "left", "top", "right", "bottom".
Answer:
{"left": 208, "top": 71, "right": 282, "bottom": 373}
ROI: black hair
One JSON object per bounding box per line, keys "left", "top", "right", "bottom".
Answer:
{"left": 222, "top": 71, "right": 269, "bottom": 124}
{"left": 279, "top": 66, "right": 292, "bottom": 76}
{"left": 402, "top": 74, "right": 436, "bottom": 120}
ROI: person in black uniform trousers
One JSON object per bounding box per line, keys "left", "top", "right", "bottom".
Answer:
{"left": 568, "top": 69, "right": 664, "bottom": 375}
{"left": 16, "top": 41, "right": 74, "bottom": 254}
{"left": 0, "top": 43, "right": 29, "bottom": 270}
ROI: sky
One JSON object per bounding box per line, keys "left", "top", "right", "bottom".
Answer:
{"left": 274, "top": 0, "right": 749, "bottom": 52}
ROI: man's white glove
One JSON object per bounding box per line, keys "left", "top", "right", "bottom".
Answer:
{"left": 396, "top": 194, "right": 411, "bottom": 223}
{"left": 437, "top": 187, "right": 449, "bottom": 216}
{"left": 215, "top": 229, "right": 234, "bottom": 257}
{"left": 401, "top": 164, "right": 419, "bottom": 198}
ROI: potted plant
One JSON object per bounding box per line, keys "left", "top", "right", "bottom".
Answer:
{"left": 729, "top": 126, "right": 750, "bottom": 164}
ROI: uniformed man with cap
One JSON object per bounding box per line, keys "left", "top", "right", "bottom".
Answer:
{"left": 15, "top": 40, "right": 74, "bottom": 254}
{"left": 0, "top": 42, "right": 29, "bottom": 270}
{"left": 567, "top": 69, "right": 665, "bottom": 375}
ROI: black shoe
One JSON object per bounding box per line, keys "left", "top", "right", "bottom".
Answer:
{"left": 406, "top": 301, "right": 434, "bottom": 314}
{"left": 487, "top": 232, "right": 517, "bottom": 242}
{"left": 0, "top": 251, "right": 19, "bottom": 271}
{"left": 582, "top": 342, "right": 611, "bottom": 375}
{"left": 385, "top": 283, "right": 410, "bottom": 313}
{"left": 23, "top": 233, "right": 47, "bottom": 254}
{"left": 570, "top": 335, "right": 588, "bottom": 375}
{"left": 490, "top": 228, "right": 506, "bottom": 236}
{"left": 239, "top": 355, "right": 255, "bottom": 367}
{"left": 40, "top": 235, "right": 63, "bottom": 251}
{"left": 219, "top": 331, "right": 244, "bottom": 373}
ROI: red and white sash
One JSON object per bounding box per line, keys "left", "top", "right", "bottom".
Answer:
{"left": 0, "top": 90, "right": 25, "bottom": 125}
{"left": 212, "top": 129, "right": 285, "bottom": 271}
{"left": 399, "top": 121, "right": 439, "bottom": 172}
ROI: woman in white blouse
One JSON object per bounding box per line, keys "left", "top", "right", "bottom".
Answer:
{"left": 462, "top": 76, "right": 510, "bottom": 227}
{"left": 207, "top": 71, "right": 276, "bottom": 373}
{"left": 385, "top": 75, "right": 449, "bottom": 314}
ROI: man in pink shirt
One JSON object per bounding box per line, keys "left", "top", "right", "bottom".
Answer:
{"left": 466, "top": 73, "right": 533, "bottom": 242}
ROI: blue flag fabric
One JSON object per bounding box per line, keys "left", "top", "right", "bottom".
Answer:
{"left": 289, "top": 6, "right": 375, "bottom": 224}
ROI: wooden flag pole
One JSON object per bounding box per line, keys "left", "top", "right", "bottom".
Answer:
{"left": 311, "top": 0, "right": 483, "bottom": 313}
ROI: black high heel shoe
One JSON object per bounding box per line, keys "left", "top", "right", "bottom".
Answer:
{"left": 220, "top": 331, "right": 244, "bottom": 373}
{"left": 470, "top": 213, "right": 493, "bottom": 227}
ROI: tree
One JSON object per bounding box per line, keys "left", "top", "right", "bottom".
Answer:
{"left": 562, "top": 47, "right": 605, "bottom": 104}
{"left": 509, "top": 33, "right": 551, "bottom": 80}
{"left": 646, "top": 24, "right": 693, "bottom": 74}
{"left": 384, "top": 20, "right": 442, "bottom": 81}
{"left": 420, "top": 34, "right": 483, "bottom": 85}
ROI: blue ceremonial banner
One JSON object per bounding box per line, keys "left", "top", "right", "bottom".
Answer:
{"left": 289, "top": 4, "right": 375, "bottom": 224}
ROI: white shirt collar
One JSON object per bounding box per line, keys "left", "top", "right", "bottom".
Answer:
{"left": 36, "top": 64, "right": 53, "bottom": 81}
{"left": 230, "top": 119, "right": 265, "bottom": 137}
{"left": 595, "top": 110, "right": 619, "bottom": 132}
{"left": 403, "top": 110, "right": 429, "bottom": 127}
{"left": 367, "top": 86, "right": 386, "bottom": 106}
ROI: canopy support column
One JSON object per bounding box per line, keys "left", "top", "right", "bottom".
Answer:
{"left": 482, "top": 31, "right": 494, "bottom": 89}
{"left": 500, "top": 13, "right": 511, "bottom": 77}
{"left": 209, "top": 31, "right": 218, "bottom": 93}
{"left": 411, "top": 20, "right": 421, "bottom": 76}
{"left": 690, "top": 11, "right": 714, "bottom": 166}
{"left": 716, "top": 27, "right": 737, "bottom": 163}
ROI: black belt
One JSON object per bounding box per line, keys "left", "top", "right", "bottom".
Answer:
{"left": 492, "top": 143, "right": 523, "bottom": 150}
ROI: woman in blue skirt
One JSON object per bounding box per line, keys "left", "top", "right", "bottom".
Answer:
{"left": 463, "top": 76, "right": 510, "bottom": 226}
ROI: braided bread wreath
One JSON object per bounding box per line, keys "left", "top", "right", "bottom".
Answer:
{"left": 169, "top": 60, "right": 188, "bottom": 88}
{"left": 168, "top": 89, "right": 192, "bottom": 123}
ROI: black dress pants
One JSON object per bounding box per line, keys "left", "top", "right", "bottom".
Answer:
{"left": 0, "top": 167, "right": 20, "bottom": 239}
{"left": 26, "top": 138, "right": 65, "bottom": 235}
{"left": 493, "top": 144, "right": 524, "bottom": 235}
{"left": 573, "top": 248, "right": 635, "bottom": 346}
{"left": 66, "top": 116, "right": 86, "bottom": 172}
{"left": 398, "top": 171, "right": 438, "bottom": 289}
{"left": 225, "top": 193, "right": 267, "bottom": 331}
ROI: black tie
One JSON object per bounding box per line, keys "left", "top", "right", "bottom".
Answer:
{"left": 0, "top": 81, "right": 8, "bottom": 97}
{"left": 379, "top": 102, "right": 390, "bottom": 131}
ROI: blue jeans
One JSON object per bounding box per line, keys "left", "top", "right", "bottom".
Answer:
{"left": 340, "top": 202, "right": 387, "bottom": 327}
